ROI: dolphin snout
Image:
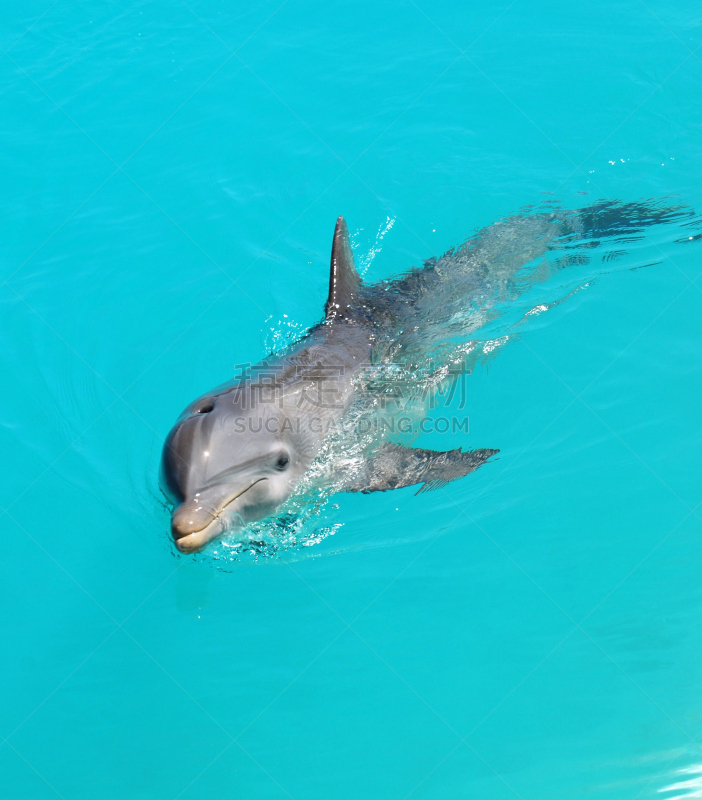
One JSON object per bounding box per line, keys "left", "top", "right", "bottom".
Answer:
{"left": 171, "top": 502, "right": 214, "bottom": 537}
{"left": 172, "top": 527, "right": 214, "bottom": 554}
{"left": 170, "top": 497, "right": 219, "bottom": 554}
{"left": 169, "top": 482, "right": 260, "bottom": 553}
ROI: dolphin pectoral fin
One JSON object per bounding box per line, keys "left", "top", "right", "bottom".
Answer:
{"left": 341, "top": 444, "right": 499, "bottom": 495}
{"left": 326, "top": 216, "right": 362, "bottom": 320}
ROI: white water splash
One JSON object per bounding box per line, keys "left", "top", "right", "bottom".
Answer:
{"left": 263, "top": 313, "right": 309, "bottom": 354}
{"left": 352, "top": 216, "right": 395, "bottom": 276}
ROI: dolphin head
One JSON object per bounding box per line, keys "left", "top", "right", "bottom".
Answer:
{"left": 161, "top": 389, "right": 306, "bottom": 553}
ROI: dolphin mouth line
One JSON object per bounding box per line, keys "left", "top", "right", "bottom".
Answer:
{"left": 206, "top": 478, "right": 265, "bottom": 530}
{"left": 173, "top": 478, "right": 266, "bottom": 553}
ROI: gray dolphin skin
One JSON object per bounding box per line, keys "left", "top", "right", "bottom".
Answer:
{"left": 161, "top": 202, "right": 691, "bottom": 553}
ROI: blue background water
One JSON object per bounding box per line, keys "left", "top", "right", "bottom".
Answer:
{"left": 2, "top": 1, "right": 702, "bottom": 798}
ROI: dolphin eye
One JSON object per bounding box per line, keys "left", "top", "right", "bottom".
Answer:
{"left": 275, "top": 453, "right": 290, "bottom": 471}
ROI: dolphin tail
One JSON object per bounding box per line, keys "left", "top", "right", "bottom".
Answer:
{"left": 341, "top": 443, "right": 498, "bottom": 495}
{"left": 326, "top": 216, "right": 361, "bottom": 320}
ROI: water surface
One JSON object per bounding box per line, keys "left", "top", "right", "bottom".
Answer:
{"left": 2, "top": 2, "right": 702, "bottom": 798}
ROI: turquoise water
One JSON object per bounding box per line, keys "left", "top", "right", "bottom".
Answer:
{"left": 2, "top": 1, "right": 702, "bottom": 798}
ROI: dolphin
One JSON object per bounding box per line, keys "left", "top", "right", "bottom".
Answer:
{"left": 161, "top": 202, "right": 691, "bottom": 553}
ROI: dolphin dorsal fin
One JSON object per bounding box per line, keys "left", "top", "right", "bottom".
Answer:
{"left": 326, "top": 216, "right": 361, "bottom": 320}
